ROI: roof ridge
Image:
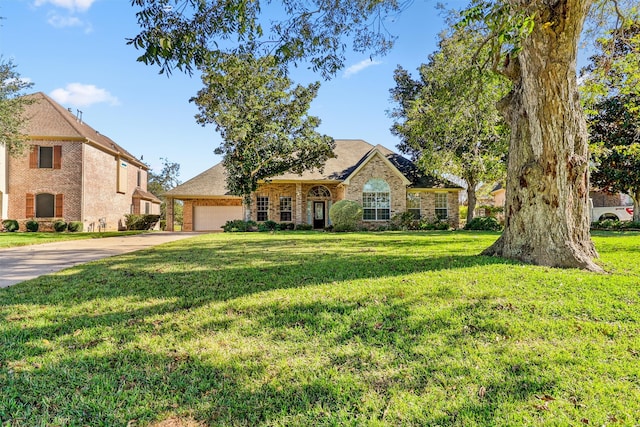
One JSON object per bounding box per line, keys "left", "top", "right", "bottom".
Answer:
{"left": 35, "top": 92, "right": 88, "bottom": 138}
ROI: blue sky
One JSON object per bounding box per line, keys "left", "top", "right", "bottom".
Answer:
{"left": 1, "top": 0, "right": 470, "bottom": 181}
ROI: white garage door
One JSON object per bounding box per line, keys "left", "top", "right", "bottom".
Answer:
{"left": 193, "top": 205, "right": 243, "bottom": 231}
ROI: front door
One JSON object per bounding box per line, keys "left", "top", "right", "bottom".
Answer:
{"left": 313, "top": 201, "right": 325, "bottom": 229}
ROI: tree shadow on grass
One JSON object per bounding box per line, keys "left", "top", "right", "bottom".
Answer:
{"left": 1, "top": 293, "right": 562, "bottom": 426}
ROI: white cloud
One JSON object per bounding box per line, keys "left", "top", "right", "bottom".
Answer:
{"left": 50, "top": 83, "right": 120, "bottom": 108}
{"left": 33, "top": 0, "right": 96, "bottom": 13}
{"left": 343, "top": 59, "right": 382, "bottom": 78}
{"left": 47, "top": 13, "right": 93, "bottom": 32}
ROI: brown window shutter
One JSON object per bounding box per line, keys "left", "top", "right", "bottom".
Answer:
{"left": 55, "top": 194, "right": 64, "bottom": 217}
{"left": 26, "top": 194, "right": 35, "bottom": 217}
{"left": 29, "top": 146, "right": 38, "bottom": 168}
{"left": 53, "top": 145, "right": 62, "bottom": 169}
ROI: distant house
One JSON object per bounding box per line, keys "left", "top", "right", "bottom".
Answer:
{"left": 0, "top": 92, "right": 160, "bottom": 231}
{"left": 490, "top": 183, "right": 506, "bottom": 207}
{"left": 165, "top": 139, "right": 462, "bottom": 231}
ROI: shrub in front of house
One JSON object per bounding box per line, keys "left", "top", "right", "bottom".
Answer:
{"left": 125, "top": 214, "right": 160, "bottom": 230}
{"left": 53, "top": 220, "right": 68, "bottom": 232}
{"left": 68, "top": 221, "right": 83, "bottom": 232}
{"left": 26, "top": 220, "right": 39, "bottom": 232}
{"left": 295, "top": 223, "right": 313, "bottom": 231}
{"left": 464, "top": 216, "right": 502, "bottom": 231}
{"left": 258, "top": 220, "right": 279, "bottom": 232}
{"left": 329, "top": 200, "right": 363, "bottom": 232}
{"left": 2, "top": 219, "right": 19, "bottom": 232}
{"left": 389, "top": 212, "right": 419, "bottom": 230}
{"left": 222, "top": 219, "right": 257, "bottom": 232}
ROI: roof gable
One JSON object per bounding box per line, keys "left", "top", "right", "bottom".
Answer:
{"left": 342, "top": 147, "right": 411, "bottom": 186}
{"left": 21, "top": 92, "right": 146, "bottom": 169}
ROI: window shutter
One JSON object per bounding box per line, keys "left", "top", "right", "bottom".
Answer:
{"left": 55, "top": 194, "right": 64, "bottom": 217}
{"left": 53, "top": 146, "right": 62, "bottom": 169}
{"left": 29, "top": 146, "right": 38, "bottom": 168}
{"left": 26, "top": 194, "right": 35, "bottom": 217}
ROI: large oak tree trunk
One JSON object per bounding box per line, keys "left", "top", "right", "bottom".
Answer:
{"left": 482, "top": 0, "right": 602, "bottom": 271}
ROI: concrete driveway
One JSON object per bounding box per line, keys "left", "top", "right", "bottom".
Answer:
{"left": 0, "top": 232, "right": 201, "bottom": 288}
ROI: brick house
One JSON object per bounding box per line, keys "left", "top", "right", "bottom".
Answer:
{"left": 0, "top": 92, "right": 160, "bottom": 231}
{"left": 164, "top": 139, "right": 462, "bottom": 231}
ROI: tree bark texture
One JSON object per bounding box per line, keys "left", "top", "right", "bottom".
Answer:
{"left": 482, "top": 0, "right": 602, "bottom": 271}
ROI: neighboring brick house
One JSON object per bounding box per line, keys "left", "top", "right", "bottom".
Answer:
{"left": 165, "top": 139, "right": 462, "bottom": 231}
{"left": 0, "top": 92, "right": 160, "bottom": 231}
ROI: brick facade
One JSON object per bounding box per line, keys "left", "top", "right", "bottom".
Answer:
{"left": 176, "top": 152, "right": 460, "bottom": 230}
{"left": 1, "top": 93, "right": 160, "bottom": 231}
{"left": 343, "top": 153, "right": 408, "bottom": 220}
{"left": 4, "top": 140, "right": 157, "bottom": 232}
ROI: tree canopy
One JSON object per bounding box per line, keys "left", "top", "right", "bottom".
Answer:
{"left": 191, "top": 54, "right": 335, "bottom": 207}
{"left": 588, "top": 94, "right": 640, "bottom": 221}
{"left": 0, "top": 57, "right": 34, "bottom": 155}
{"left": 389, "top": 26, "right": 510, "bottom": 224}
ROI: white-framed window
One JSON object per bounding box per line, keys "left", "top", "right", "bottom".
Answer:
{"left": 362, "top": 178, "right": 390, "bottom": 221}
{"left": 308, "top": 186, "right": 331, "bottom": 198}
{"left": 280, "top": 196, "right": 292, "bottom": 222}
{"left": 257, "top": 196, "right": 269, "bottom": 221}
{"left": 407, "top": 192, "right": 421, "bottom": 218}
{"left": 435, "top": 193, "right": 448, "bottom": 220}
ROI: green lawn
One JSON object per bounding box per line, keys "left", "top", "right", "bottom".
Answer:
{"left": 1, "top": 231, "right": 639, "bottom": 426}
{"left": 0, "top": 231, "right": 146, "bottom": 249}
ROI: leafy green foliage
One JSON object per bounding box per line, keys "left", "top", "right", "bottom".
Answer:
{"left": 389, "top": 26, "right": 509, "bottom": 224}
{"left": 2, "top": 232, "right": 640, "bottom": 425}
{"left": 53, "top": 220, "right": 67, "bottom": 233}
{"left": 389, "top": 213, "right": 451, "bottom": 231}
{"left": 148, "top": 157, "right": 183, "bottom": 223}
{"left": 464, "top": 216, "right": 503, "bottom": 231}
{"left": 581, "top": 21, "right": 640, "bottom": 111}
{"left": 2, "top": 219, "right": 19, "bottom": 232}
{"left": 0, "top": 57, "right": 34, "bottom": 155}
{"left": 125, "top": 214, "right": 160, "bottom": 230}
{"left": 67, "top": 221, "right": 83, "bottom": 233}
{"left": 328, "top": 200, "right": 363, "bottom": 232}
{"left": 25, "top": 220, "right": 39, "bottom": 232}
{"left": 193, "top": 54, "right": 335, "bottom": 204}
{"left": 222, "top": 219, "right": 257, "bottom": 232}
{"left": 588, "top": 94, "right": 640, "bottom": 221}
{"left": 128, "top": 0, "right": 399, "bottom": 78}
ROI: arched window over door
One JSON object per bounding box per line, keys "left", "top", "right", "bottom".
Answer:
{"left": 307, "top": 185, "right": 331, "bottom": 198}
{"left": 362, "top": 179, "right": 390, "bottom": 220}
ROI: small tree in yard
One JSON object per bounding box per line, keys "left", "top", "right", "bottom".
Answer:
{"left": 389, "top": 26, "right": 509, "bottom": 225}
{"left": 588, "top": 94, "right": 640, "bottom": 222}
{"left": 581, "top": 22, "right": 640, "bottom": 222}
{"left": 148, "top": 157, "right": 183, "bottom": 226}
{"left": 192, "top": 54, "right": 335, "bottom": 220}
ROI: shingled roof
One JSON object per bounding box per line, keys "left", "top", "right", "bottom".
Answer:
{"left": 166, "top": 139, "right": 461, "bottom": 198}
{"left": 21, "top": 92, "right": 146, "bottom": 169}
